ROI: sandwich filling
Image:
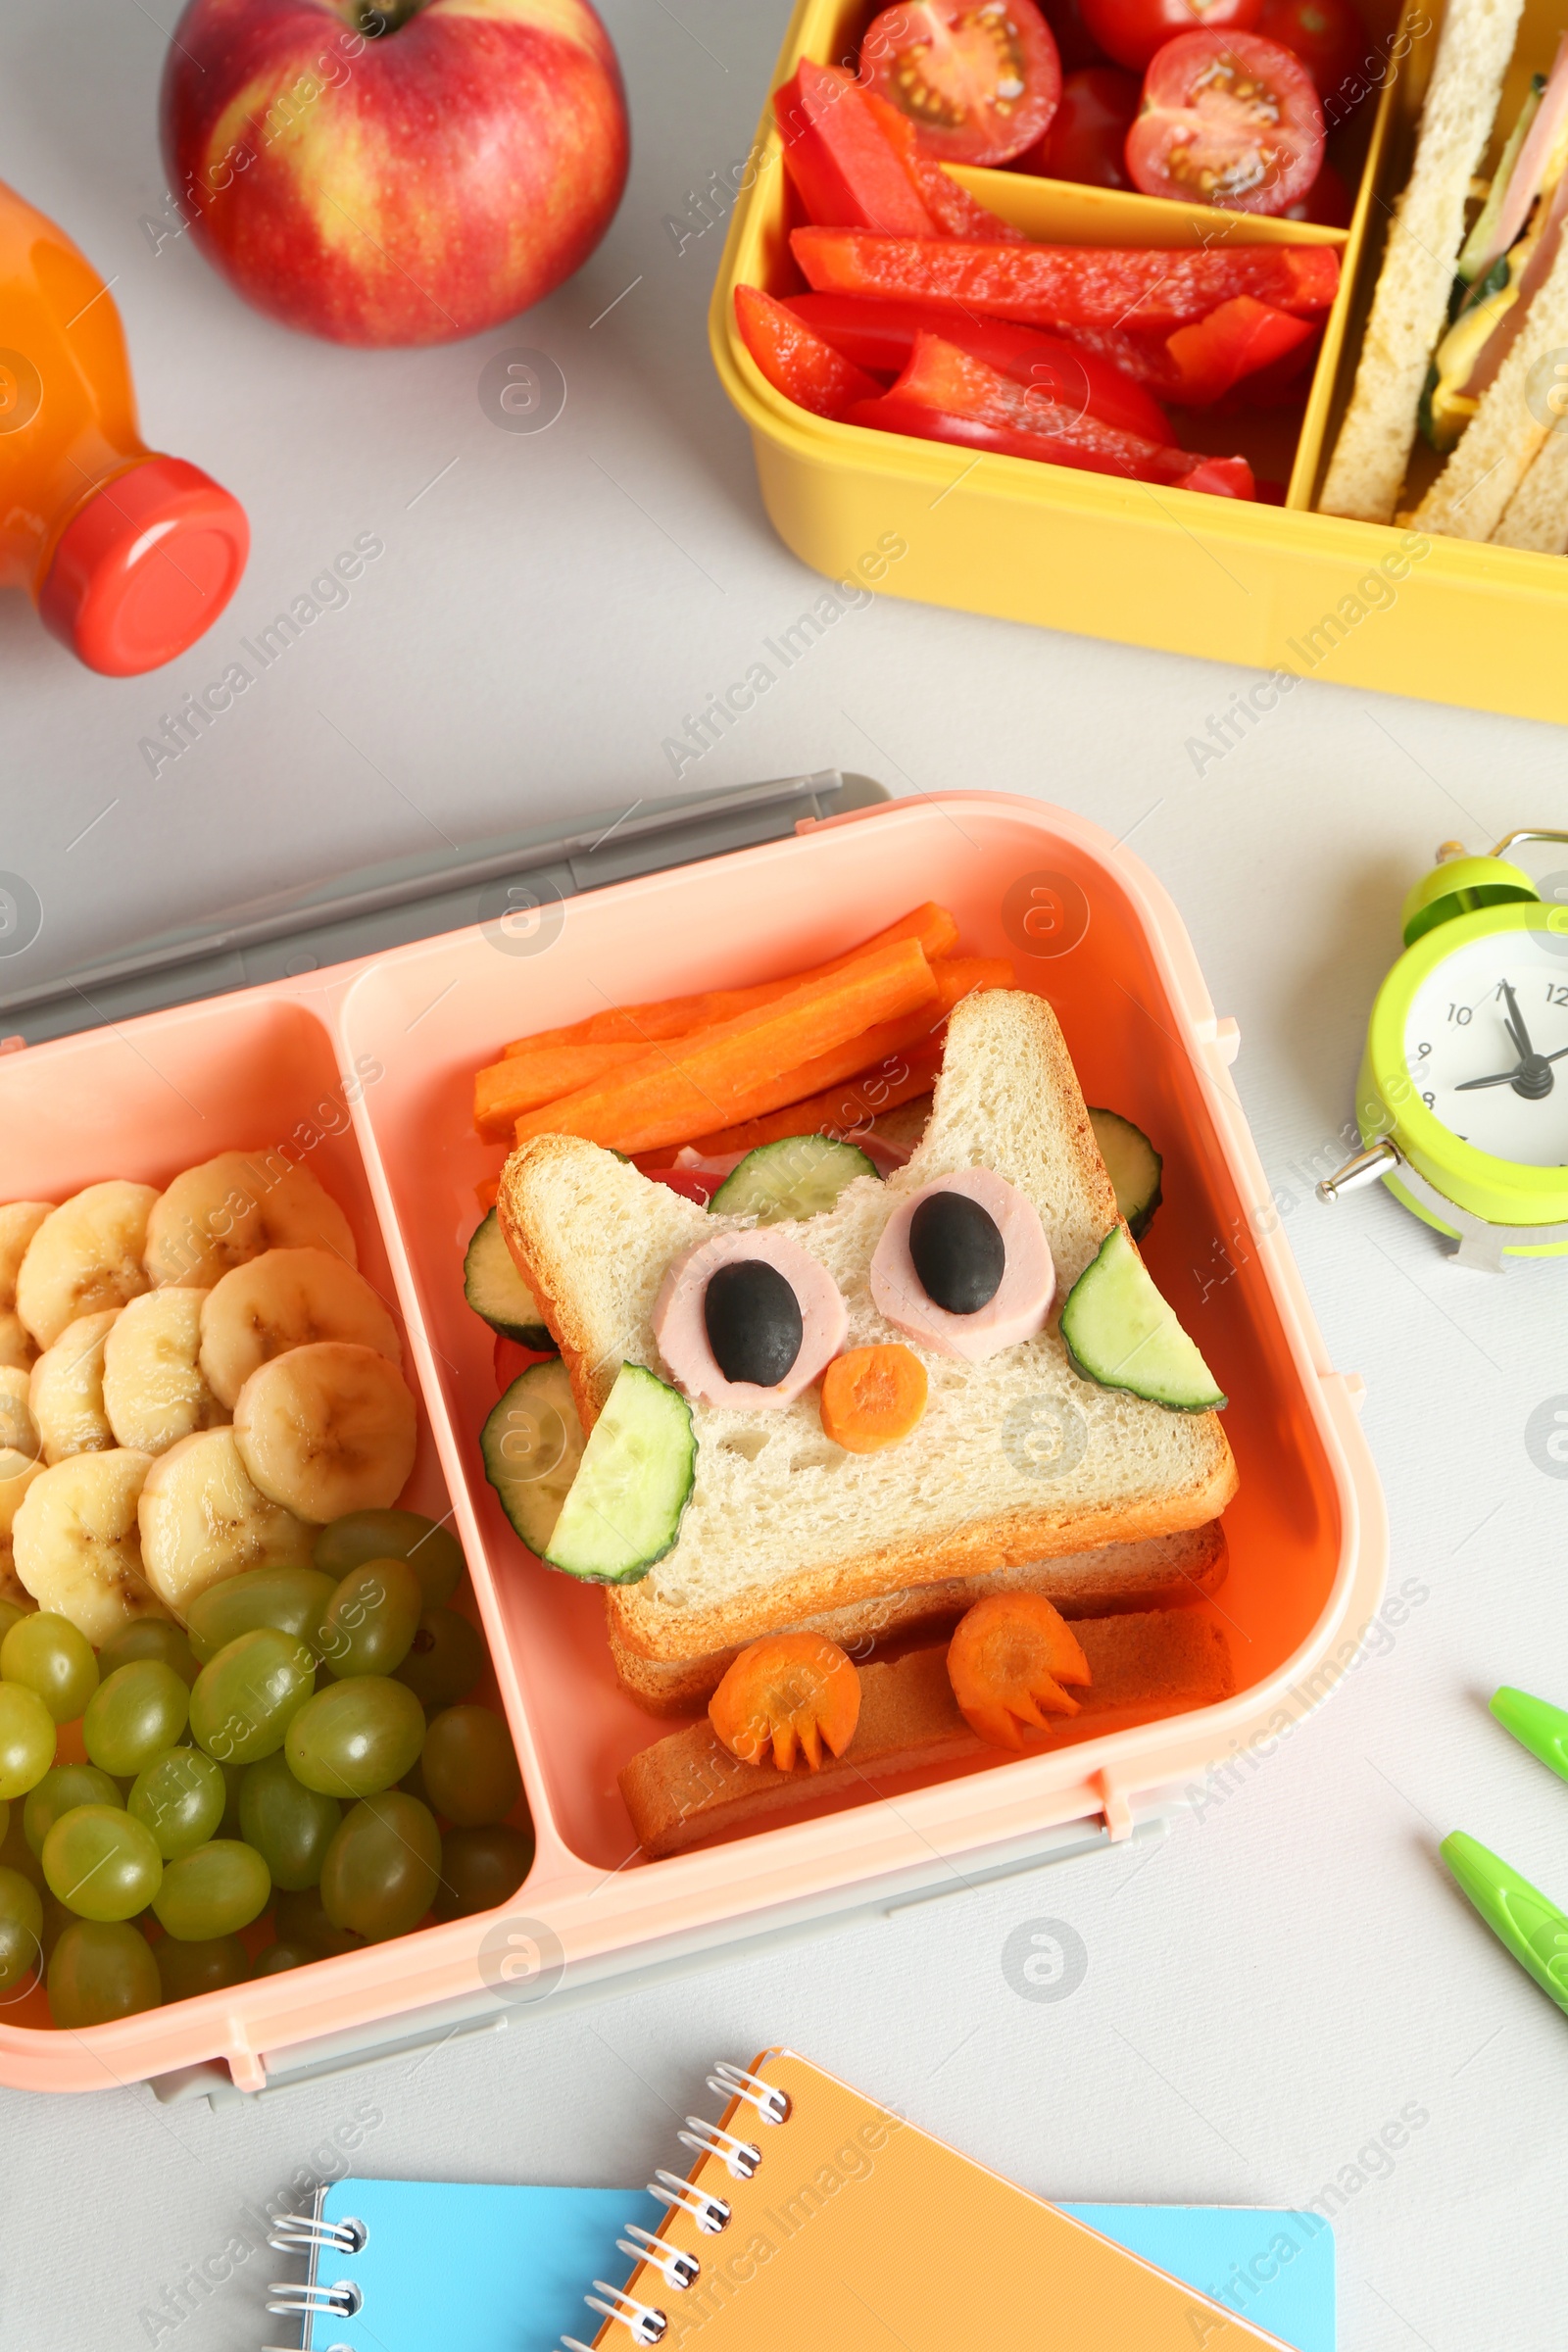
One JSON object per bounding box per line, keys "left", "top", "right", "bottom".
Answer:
{"left": 1425, "top": 36, "right": 1568, "bottom": 449}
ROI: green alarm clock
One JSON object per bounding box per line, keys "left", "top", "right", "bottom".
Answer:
{"left": 1320, "top": 830, "right": 1568, "bottom": 1270}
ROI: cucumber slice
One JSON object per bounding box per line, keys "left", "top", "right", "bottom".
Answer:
{"left": 542, "top": 1362, "right": 695, "bottom": 1584}
{"left": 480, "top": 1359, "right": 584, "bottom": 1555}
{"left": 464, "top": 1208, "right": 557, "bottom": 1351}
{"left": 1088, "top": 1108, "right": 1163, "bottom": 1241}
{"left": 710, "top": 1134, "right": 878, "bottom": 1223}
{"left": 1061, "top": 1227, "right": 1226, "bottom": 1413}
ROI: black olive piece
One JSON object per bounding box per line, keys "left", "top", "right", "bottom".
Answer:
{"left": 704, "top": 1259, "right": 805, "bottom": 1387}
{"left": 908, "top": 1190, "right": 1005, "bottom": 1315}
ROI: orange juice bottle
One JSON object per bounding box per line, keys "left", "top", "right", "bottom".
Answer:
{"left": 1, "top": 179, "right": 247, "bottom": 675}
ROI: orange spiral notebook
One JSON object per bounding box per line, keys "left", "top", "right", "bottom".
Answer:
{"left": 564, "top": 2049, "right": 1298, "bottom": 2351}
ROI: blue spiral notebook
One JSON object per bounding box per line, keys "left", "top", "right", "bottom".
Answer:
{"left": 267, "top": 2180, "right": 1334, "bottom": 2352}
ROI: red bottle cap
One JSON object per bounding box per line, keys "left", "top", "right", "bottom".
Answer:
{"left": 37, "top": 457, "right": 249, "bottom": 676}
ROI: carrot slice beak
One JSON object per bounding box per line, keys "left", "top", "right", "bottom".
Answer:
{"left": 710, "top": 1633, "right": 861, "bottom": 1772}
{"left": 947, "top": 1593, "right": 1092, "bottom": 1751}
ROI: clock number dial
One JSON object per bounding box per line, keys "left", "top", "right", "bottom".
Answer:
{"left": 1403, "top": 929, "right": 1568, "bottom": 1167}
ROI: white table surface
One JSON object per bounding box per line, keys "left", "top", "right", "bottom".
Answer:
{"left": 4, "top": 3, "right": 1567, "bottom": 2346}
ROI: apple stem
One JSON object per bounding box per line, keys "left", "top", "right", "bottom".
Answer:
{"left": 358, "top": 0, "right": 423, "bottom": 32}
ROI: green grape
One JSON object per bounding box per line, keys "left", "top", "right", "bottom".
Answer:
{"left": 189, "top": 1628, "right": 316, "bottom": 1765}
{"left": 238, "top": 1751, "right": 341, "bottom": 1891}
{"left": 24, "top": 1764, "right": 122, "bottom": 1856}
{"left": 156, "top": 1933, "right": 251, "bottom": 2002}
{"left": 0, "top": 1682, "right": 55, "bottom": 1800}
{"left": 395, "top": 1606, "right": 486, "bottom": 1709}
{"left": 153, "top": 1839, "right": 270, "bottom": 1940}
{"left": 285, "top": 1676, "right": 424, "bottom": 1800}
{"left": 128, "top": 1749, "right": 226, "bottom": 1861}
{"left": 83, "top": 1660, "right": 189, "bottom": 1778}
{"left": 42, "top": 1805, "right": 163, "bottom": 1922}
{"left": 434, "top": 1823, "right": 535, "bottom": 1920}
{"left": 0, "top": 1797, "right": 6, "bottom": 1851}
{"left": 253, "top": 1938, "right": 315, "bottom": 1977}
{"left": 316, "top": 1510, "right": 464, "bottom": 1607}
{"left": 0, "top": 1597, "right": 30, "bottom": 1645}
{"left": 0, "top": 1799, "right": 43, "bottom": 1893}
{"left": 318, "top": 1558, "right": 422, "bottom": 1680}
{"left": 0, "top": 1612, "right": 98, "bottom": 1724}
{"left": 185, "top": 1565, "right": 336, "bottom": 1666}
{"left": 38, "top": 1890, "right": 74, "bottom": 1966}
{"left": 421, "top": 1706, "right": 521, "bottom": 1828}
{"left": 218, "top": 1759, "right": 247, "bottom": 1838}
{"left": 97, "top": 1618, "right": 200, "bottom": 1689}
{"left": 0, "top": 1863, "right": 43, "bottom": 1992}
{"left": 321, "top": 1793, "right": 440, "bottom": 1942}
{"left": 271, "top": 1885, "right": 365, "bottom": 1958}
{"left": 48, "top": 1919, "right": 161, "bottom": 2026}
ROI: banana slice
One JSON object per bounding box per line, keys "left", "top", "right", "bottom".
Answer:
{"left": 12, "top": 1448, "right": 167, "bottom": 1643}
{"left": 0, "top": 1311, "right": 36, "bottom": 1374}
{"left": 199, "top": 1246, "right": 401, "bottom": 1411}
{"left": 103, "top": 1288, "right": 227, "bottom": 1454}
{"left": 233, "top": 1342, "right": 417, "bottom": 1523}
{"left": 15, "top": 1181, "right": 158, "bottom": 1349}
{"left": 0, "top": 1203, "right": 51, "bottom": 1306}
{"left": 0, "top": 1366, "right": 43, "bottom": 1541}
{"left": 144, "top": 1152, "right": 357, "bottom": 1289}
{"left": 138, "top": 1427, "right": 314, "bottom": 1618}
{"left": 29, "top": 1309, "right": 120, "bottom": 1465}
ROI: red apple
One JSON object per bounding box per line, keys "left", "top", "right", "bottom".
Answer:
{"left": 160, "top": 0, "right": 629, "bottom": 346}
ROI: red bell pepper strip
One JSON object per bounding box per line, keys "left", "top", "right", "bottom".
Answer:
{"left": 772, "top": 62, "right": 1024, "bottom": 240}
{"left": 734, "top": 285, "right": 883, "bottom": 418}
{"left": 848, "top": 391, "right": 1254, "bottom": 497}
{"left": 1162, "top": 296, "right": 1313, "bottom": 403}
{"left": 790, "top": 227, "right": 1341, "bottom": 329}
{"left": 862, "top": 88, "right": 1028, "bottom": 242}
{"left": 774, "top": 61, "right": 938, "bottom": 235}
{"left": 847, "top": 333, "right": 1254, "bottom": 496}
{"left": 785, "top": 292, "right": 1171, "bottom": 441}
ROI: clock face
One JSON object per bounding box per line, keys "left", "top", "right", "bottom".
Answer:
{"left": 1403, "top": 926, "right": 1568, "bottom": 1166}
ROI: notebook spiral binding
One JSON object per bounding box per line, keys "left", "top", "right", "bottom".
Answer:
{"left": 262, "top": 2206, "right": 369, "bottom": 2350}
{"left": 559, "top": 2060, "right": 790, "bottom": 2350}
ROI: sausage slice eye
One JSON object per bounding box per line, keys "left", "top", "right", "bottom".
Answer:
{"left": 653, "top": 1226, "right": 847, "bottom": 1409}
{"left": 870, "top": 1169, "right": 1055, "bottom": 1364}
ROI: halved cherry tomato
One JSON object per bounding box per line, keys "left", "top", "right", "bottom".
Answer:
{"left": 860, "top": 0, "right": 1062, "bottom": 167}
{"left": 947, "top": 1593, "right": 1091, "bottom": 1749}
{"left": 1080, "top": 0, "right": 1260, "bottom": 73}
{"left": 710, "top": 1634, "right": 861, "bottom": 1771}
{"left": 1256, "top": 0, "right": 1365, "bottom": 101}
{"left": 642, "top": 1165, "right": 718, "bottom": 1205}
{"left": 1125, "top": 28, "right": 1324, "bottom": 214}
{"left": 1019, "top": 64, "right": 1141, "bottom": 184}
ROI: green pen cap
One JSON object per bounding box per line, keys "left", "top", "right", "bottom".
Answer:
{"left": 1442, "top": 1831, "right": 1568, "bottom": 2018}
{"left": 1491, "top": 1687, "right": 1568, "bottom": 1785}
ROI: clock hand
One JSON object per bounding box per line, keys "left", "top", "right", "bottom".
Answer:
{"left": 1501, "top": 978, "right": 1537, "bottom": 1061}
{"left": 1455, "top": 1044, "right": 1568, "bottom": 1091}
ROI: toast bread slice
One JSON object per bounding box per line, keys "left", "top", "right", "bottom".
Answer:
{"left": 1318, "top": 0, "right": 1524, "bottom": 523}
{"left": 619, "top": 1609, "right": 1235, "bottom": 1858}
{"left": 1492, "top": 420, "right": 1568, "bottom": 548}
{"left": 609, "top": 1521, "right": 1228, "bottom": 1715}
{"left": 499, "top": 988, "right": 1237, "bottom": 1666}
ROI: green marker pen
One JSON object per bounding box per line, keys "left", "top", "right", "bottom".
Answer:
{"left": 1491, "top": 1687, "right": 1568, "bottom": 1786}
{"left": 1442, "top": 1832, "right": 1568, "bottom": 2020}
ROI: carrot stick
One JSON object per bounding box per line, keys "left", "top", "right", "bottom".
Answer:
{"left": 686, "top": 1040, "right": 944, "bottom": 1157}
{"left": 511, "top": 936, "right": 941, "bottom": 1155}
{"left": 474, "top": 1041, "right": 648, "bottom": 1139}
{"left": 500, "top": 902, "right": 958, "bottom": 1055}
{"left": 662, "top": 957, "right": 1010, "bottom": 1155}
